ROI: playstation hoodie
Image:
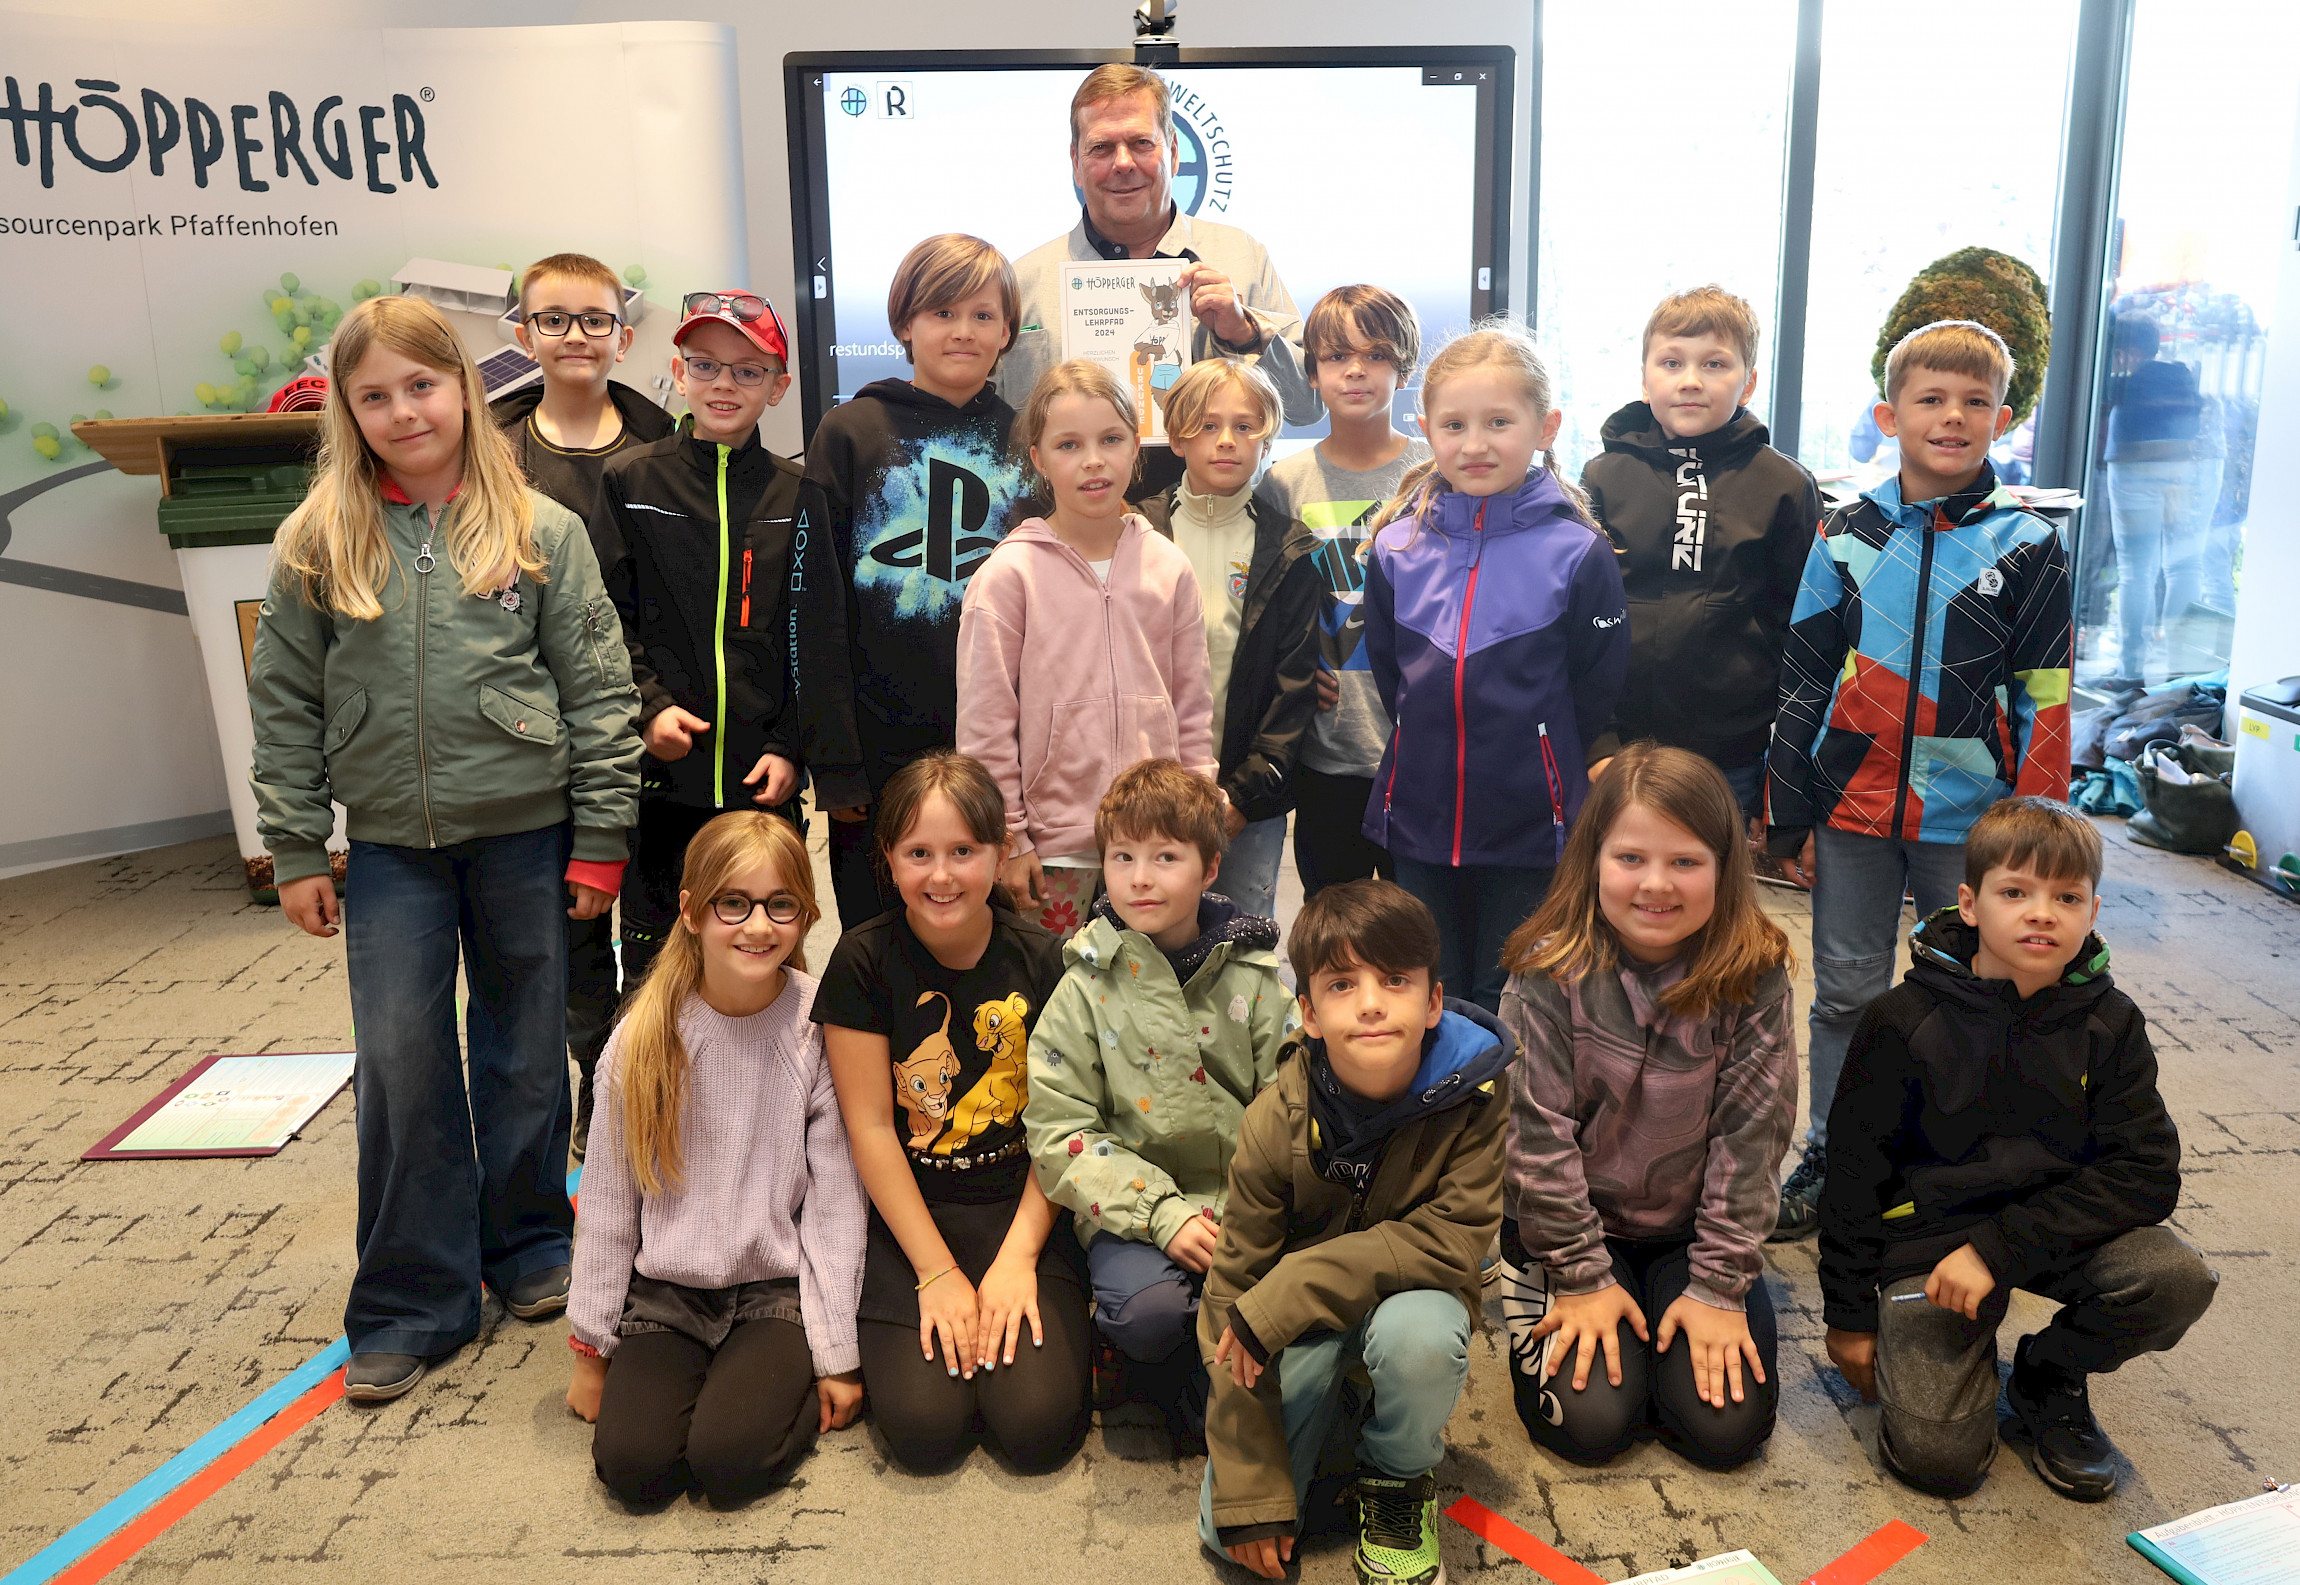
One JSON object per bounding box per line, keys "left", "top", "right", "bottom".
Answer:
{"left": 804, "top": 378, "right": 1031, "bottom": 791}
{"left": 1581, "top": 401, "right": 1821, "bottom": 774}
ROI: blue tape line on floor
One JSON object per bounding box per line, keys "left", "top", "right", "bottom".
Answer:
{"left": 6, "top": 1168, "right": 584, "bottom": 1583}
{"left": 2, "top": 1338, "right": 352, "bottom": 1585}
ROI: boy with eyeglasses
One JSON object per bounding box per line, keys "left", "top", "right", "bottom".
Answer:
{"left": 588, "top": 290, "right": 869, "bottom": 989}
{"left": 492, "top": 253, "right": 675, "bottom": 1160}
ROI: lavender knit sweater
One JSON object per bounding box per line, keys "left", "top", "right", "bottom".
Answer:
{"left": 1501, "top": 956, "right": 1798, "bottom": 1312}
{"left": 569, "top": 972, "right": 869, "bottom": 1376}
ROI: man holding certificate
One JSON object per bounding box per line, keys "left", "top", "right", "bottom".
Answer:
{"left": 1000, "top": 64, "right": 1321, "bottom": 487}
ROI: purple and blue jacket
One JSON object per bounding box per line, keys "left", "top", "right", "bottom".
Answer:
{"left": 1361, "top": 469, "right": 1630, "bottom": 869}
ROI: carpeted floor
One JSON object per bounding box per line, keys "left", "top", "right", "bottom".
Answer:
{"left": 1, "top": 818, "right": 2294, "bottom": 1583}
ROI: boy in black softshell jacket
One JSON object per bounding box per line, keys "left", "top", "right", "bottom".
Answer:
{"left": 591, "top": 291, "right": 868, "bottom": 981}
{"left": 1582, "top": 287, "right": 1819, "bottom": 818}
{"left": 1818, "top": 799, "right": 2214, "bottom": 1502}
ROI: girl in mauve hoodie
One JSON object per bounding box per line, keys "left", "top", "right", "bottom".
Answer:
{"left": 956, "top": 360, "right": 1215, "bottom": 940}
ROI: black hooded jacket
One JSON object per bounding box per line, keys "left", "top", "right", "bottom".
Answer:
{"left": 1817, "top": 909, "right": 2182, "bottom": 1333}
{"left": 803, "top": 378, "right": 1029, "bottom": 791}
{"left": 1581, "top": 402, "right": 1821, "bottom": 771}
{"left": 490, "top": 379, "right": 675, "bottom": 518}
{"left": 589, "top": 420, "right": 867, "bottom": 812}
{"left": 1137, "top": 485, "right": 1324, "bottom": 822}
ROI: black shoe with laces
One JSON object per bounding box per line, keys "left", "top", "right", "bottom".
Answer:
{"left": 1770, "top": 1138, "right": 1826, "bottom": 1242}
{"left": 2006, "top": 1333, "right": 2120, "bottom": 1500}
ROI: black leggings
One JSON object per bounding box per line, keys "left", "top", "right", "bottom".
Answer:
{"left": 591, "top": 1318, "right": 818, "bottom": 1506}
{"left": 858, "top": 1284, "right": 1091, "bottom": 1475}
{"left": 1511, "top": 1236, "right": 1777, "bottom": 1470}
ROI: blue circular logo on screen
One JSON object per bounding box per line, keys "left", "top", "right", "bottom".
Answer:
{"left": 1170, "top": 112, "right": 1212, "bottom": 215}
{"left": 839, "top": 86, "right": 868, "bottom": 117}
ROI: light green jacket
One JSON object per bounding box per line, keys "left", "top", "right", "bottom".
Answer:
{"left": 248, "top": 489, "right": 641, "bottom": 883}
{"left": 1024, "top": 910, "right": 1296, "bottom": 1253}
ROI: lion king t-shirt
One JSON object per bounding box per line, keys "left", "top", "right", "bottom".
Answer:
{"left": 813, "top": 907, "right": 1064, "bottom": 1205}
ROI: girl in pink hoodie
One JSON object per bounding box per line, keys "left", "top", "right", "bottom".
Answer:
{"left": 956, "top": 360, "right": 1216, "bottom": 939}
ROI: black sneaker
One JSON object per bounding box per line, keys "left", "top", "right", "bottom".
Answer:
{"left": 343, "top": 1352, "right": 427, "bottom": 1403}
{"left": 501, "top": 1263, "right": 571, "bottom": 1320}
{"left": 1161, "top": 1364, "right": 1209, "bottom": 1459}
{"left": 2006, "top": 1334, "right": 2120, "bottom": 1500}
{"left": 1353, "top": 1466, "right": 1443, "bottom": 1585}
{"left": 1770, "top": 1139, "right": 1825, "bottom": 1242}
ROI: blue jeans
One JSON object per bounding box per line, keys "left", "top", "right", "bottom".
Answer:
{"left": 1805, "top": 827, "right": 1965, "bottom": 1147}
{"left": 2106, "top": 457, "right": 2212, "bottom": 679}
{"left": 1720, "top": 760, "right": 1765, "bottom": 820}
{"left": 1388, "top": 855, "right": 1551, "bottom": 1013}
{"left": 1222, "top": 814, "right": 1287, "bottom": 921}
{"left": 1088, "top": 1232, "right": 1202, "bottom": 1364}
{"left": 1199, "top": 1290, "right": 1471, "bottom": 1552}
{"left": 344, "top": 824, "right": 576, "bottom": 1356}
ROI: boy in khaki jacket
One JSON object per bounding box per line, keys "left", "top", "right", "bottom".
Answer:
{"left": 1026, "top": 760, "right": 1292, "bottom": 1452}
{"left": 1197, "top": 880, "right": 1509, "bottom": 1585}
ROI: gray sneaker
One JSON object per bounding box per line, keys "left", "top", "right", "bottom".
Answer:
{"left": 343, "top": 1352, "right": 427, "bottom": 1403}
{"left": 1770, "top": 1139, "right": 1825, "bottom": 1242}
{"left": 501, "top": 1263, "right": 571, "bottom": 1320}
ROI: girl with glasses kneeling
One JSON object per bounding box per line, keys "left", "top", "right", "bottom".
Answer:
{"left": 565, "top": 811, "right": 870, "bottom": 1506}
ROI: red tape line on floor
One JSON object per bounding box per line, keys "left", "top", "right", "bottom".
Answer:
{"left": 1801, "top": 1519, "right": 1927, "bottom": 1585}
{"left": 49, "top": 1370, "right": 346, "bottom": 1585}
{"left": 1444, "top": 1497, "right": 1607, "bottom": 1585}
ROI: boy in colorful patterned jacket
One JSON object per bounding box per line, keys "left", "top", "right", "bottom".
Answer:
{"left": 1023, "top": 759, "right": 1292, "bottom": 1452}
{"left": 1765, "top": 320, "right": 2073, "bottom": 1238}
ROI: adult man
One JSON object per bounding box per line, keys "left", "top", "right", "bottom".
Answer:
{"left": 999, "top": 63, "right": 1322, "bottom": 474}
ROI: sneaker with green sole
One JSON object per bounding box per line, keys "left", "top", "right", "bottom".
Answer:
{"left": 1353, "top": 1467, "right": 1444, "bottom": 1585}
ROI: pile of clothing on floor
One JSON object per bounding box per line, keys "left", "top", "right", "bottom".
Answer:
{"left": 2070, "top": 674, "right": 2238, "bottom": 852}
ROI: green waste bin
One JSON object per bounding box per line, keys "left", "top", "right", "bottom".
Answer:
{"left": 74, "top": 413, "right": 327, "bottom": 899}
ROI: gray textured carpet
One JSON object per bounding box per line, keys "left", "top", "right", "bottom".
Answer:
{"left": 2, "top": 823, "right": 2293, "bottom": 1583}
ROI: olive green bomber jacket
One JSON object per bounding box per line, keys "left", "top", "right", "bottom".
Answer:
{"left": 248, "top": 489, "right": 641, "bottom": 884}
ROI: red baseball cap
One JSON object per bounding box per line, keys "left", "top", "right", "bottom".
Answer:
{"left": 672, "top": 290, "right": 789, "bottom": 365}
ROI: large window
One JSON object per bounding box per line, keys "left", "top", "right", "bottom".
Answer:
{"left": 1795, "top": 2, "right": 2078, "bottom": 486}
{"left": 2071, "top": 0, "right": 2300, "bottom": 691}
{"left": 1535, "top": 1, "right": 1796, "bottom": 471}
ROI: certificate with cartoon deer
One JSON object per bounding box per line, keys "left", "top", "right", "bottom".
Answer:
{"left": 1058, "top": 259, "right": 1196, "bottom": 444}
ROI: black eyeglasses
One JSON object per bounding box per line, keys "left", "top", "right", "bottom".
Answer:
{"left": 709, "top": 892, "right": 805, "bottom": 926}
{"left": 524, "top": 310, "right": 622, "bottom": 338}
{"left": 680, "top": 356, "right": 776, "bottom": 388}
{"left": 683, "top": 291, "right": 788, "bottom": 345}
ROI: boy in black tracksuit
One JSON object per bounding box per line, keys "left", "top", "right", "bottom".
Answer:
{"left": 591, "top": 292, "right": 867, "bottom": 981}
{"left": 1581, "top": 288, "right": 1820, "bottom": 817}
{"left": 805, "top": 376, "right": 1028, "bottom": 925}
{"left": 1819, "top": 799, "right": 2215, "bottom": 1502}
{"left": 1137, "top": 485, "right": 1323, "bottom": 862}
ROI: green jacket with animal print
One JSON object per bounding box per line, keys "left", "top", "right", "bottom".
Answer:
{"left": 1024, "top": 896, "right": 1295, "bottom": 1253}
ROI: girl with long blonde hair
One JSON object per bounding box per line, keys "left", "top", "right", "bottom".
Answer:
{"left": 564, "top": 811, "right": 868, "bottom": 1506}
{"left": 246, "top": 291, "right": 641, "bottom": 1404}
{"left": 1493, "top": 743, "right": 1798, "bottom": 1473}
{"left": 1358, "top": 320, "right": 1631, "bottom": 1013}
